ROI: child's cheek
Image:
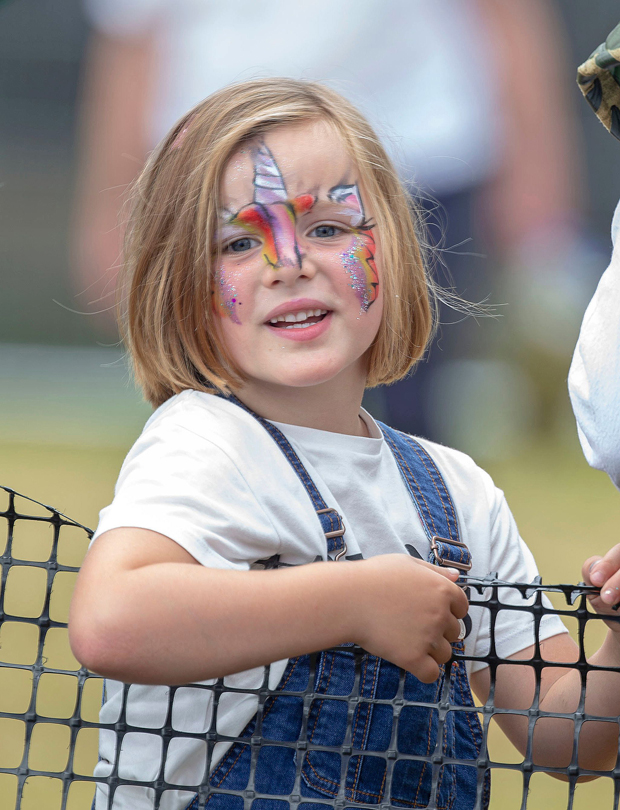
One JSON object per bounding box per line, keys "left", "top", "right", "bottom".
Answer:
{"left": 339, "top": 231, "right": 379, "bottom": 312}
{"left": 214, "top": 264, "right": 243, "bottom": 325}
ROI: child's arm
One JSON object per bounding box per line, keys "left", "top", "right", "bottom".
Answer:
{"left": 471, "top": 546, "right": 620, "bottom": 775}
{"left": 69, "top": 527, "right": 468, "bottom": 685}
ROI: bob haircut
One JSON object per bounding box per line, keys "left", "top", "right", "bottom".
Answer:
{"left": 121, "top": 78, "right": 436, "bottom": 407}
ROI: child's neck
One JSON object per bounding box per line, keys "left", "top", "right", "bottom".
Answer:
{"left": 232, "top": 376, "right": 368, "bottom": 437}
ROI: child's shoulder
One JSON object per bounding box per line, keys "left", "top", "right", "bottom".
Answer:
{"left": 403, "top": 433, "right": 503, "bottom": 518}
{"left": 134, "top": 390, "right": 297, "bottom": 478}
{"left": 143, "top": 390, "right": 265, "bottom": 445}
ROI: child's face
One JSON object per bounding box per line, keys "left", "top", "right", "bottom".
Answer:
{"left": 214, "top": 120, "right": 383, "bottom": 395}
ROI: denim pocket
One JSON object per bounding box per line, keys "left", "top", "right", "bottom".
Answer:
{"left": 300, "top": 750, "right": 342, "bottom": 798}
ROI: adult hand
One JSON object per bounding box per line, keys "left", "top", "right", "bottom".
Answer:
{"left": 583, "top": 546, "right": 620, "bottom": 634}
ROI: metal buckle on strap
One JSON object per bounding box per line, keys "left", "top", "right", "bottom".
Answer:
{"left": 430, "top": 535, "right": 472, "bottom": 572}
{"left": 317, "top": 507, "right": 347, "bottom": 560}
{"left": 316, "top": 507, "right": 346, "bottom": 539}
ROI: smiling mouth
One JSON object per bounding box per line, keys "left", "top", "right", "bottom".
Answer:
{"left": 267, "top": 309, "right": 329, "bottom": 329}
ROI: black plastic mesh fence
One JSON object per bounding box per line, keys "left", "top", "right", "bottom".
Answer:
{"left": 2, "top": 484, "right": 620, "bottom": 810}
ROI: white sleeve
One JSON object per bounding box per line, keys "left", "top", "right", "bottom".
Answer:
{"left": 568, "top": 199, "right": 620, "bottom": 490}
{"left": 471, "top": 482, "right": 568, "bottom": 671}
{"left": 93, "top": 419, "right": 282, "bottom": 570}
{"left": 83, "top": 0, "right": 166, "bottom": 37}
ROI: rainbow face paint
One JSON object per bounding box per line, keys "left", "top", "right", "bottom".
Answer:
{"left": 329, "top": 183, "right": 379, "bottom": 311}
{"left": 214, "top": 265, "right": 242, "bottom": 324}
{"left": 216, "top": 144, "right": 378, "bottom": 324}
{"left": 228, "top": 143, "right": 315, "bottom": 270}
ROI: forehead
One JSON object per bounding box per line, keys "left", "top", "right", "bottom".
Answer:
{"left": 220, "top": 120, "right": 357, "bottom": 211}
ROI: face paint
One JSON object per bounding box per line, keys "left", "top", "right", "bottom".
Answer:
{"left": 340, "top": 232, "right": 378, "bottom": 312}
{"left": 227, "top": 142, "right": 315, "bottom": 270}
{"left": 330, "top": 183, "right": 379, "bottom": 311}
{"left": 214, "top": 265, "right": 242, "bottom": 324}
{"left": 327, "top": 183, "right": 366, "bottom": 228}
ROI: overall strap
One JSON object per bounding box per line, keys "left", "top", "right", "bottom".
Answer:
{"left": 224, "top": 395, "right": 347, "bottom": 560}
{"left": 378, "top": 422, "right": 471, "bottom": 573}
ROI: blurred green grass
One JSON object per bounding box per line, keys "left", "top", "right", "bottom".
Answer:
{"left": 2, "top": 427, "right": 620, "bottom": 808}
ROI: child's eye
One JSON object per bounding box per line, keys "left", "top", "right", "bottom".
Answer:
{"left": 310, "top": 224, "right": 343, "bottom": 239}
{"left": 226, "top": 237, "right": 259, "bottom": 253}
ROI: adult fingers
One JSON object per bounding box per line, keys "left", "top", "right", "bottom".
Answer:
{"left": 583, "top": 555, "right": 603, "bottom": 585}
{"left": 587, "top": 546, "right": 620, "bottom": 598}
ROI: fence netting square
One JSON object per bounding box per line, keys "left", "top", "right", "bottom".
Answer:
{"left": 1, "top": 485, "right": 619, "bottom": 810}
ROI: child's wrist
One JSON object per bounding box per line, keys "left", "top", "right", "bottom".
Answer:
{"left": 325, "top": 559, "right": 369, "bottom": 645}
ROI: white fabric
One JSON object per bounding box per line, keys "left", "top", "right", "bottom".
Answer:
{"left": 83, "top": 0, "right": 501, "bottom": 193}
{"left": 92, "top": 390, "right": 566, "bottom": 809}
{"left": 569, "top": 199, "right": 620, "bottom": 489}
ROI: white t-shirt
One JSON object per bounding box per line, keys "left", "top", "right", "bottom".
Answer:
{"left": 569, "top": 198, "right": 620, "bottom": 490}
{"left": 92, "top": 391, "right": 565, "bottom": 809}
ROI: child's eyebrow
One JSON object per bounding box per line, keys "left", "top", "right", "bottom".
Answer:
{"left": 217, "top": 183, "right": 363, "bottom": 226}
{"left": 218, "top": 206, "right": 237, "bottom": 222}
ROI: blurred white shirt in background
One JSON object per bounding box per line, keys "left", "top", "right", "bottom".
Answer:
{"left": 84, "top": 0, "right": 502, "bottom": 193}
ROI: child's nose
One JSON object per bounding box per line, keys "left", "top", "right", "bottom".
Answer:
{"left": 267, "top": 206, "right": 302, "bottom": 270}
{"left": 268, "top": 250, "right": 317, "bottom": 286}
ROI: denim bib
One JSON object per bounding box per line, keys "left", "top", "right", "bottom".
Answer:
{"left": 188, "top": 403, "right": 490, "bottom": 810}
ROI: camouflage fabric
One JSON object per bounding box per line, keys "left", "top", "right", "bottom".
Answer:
{"left": 577, "top": 21, "right": 620, "bottom": 140}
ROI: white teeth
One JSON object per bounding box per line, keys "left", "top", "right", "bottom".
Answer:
{"left": 269, "top": 308, "right": 328, "bottom": 325}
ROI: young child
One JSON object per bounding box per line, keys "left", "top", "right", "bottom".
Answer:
{"left": 69, "top": 79, "right": 620, "bottom": 810}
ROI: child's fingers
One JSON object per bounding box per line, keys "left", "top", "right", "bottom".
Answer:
{"left": 416, "top": 635, "right": 458, "bottom": 682}
{"left": 450, "top": 584, "right": 470, "bottom": 620}
{"left": 431, "top": 564, "right": 460, "bottom": 582}
{"left": 407, "top": 560, "right": 469, "bottom": 617}
{"left": 416, "top": 658, "right": 441, "bottom": 684}
{"left": 430, "top": 637, "right": 455, "bottom": 666}
{"left": 445, "top": 614, "right": 463, "bottom": 644}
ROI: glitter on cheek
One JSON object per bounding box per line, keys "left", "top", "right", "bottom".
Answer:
{"left": 340, "top": 236, "right": 371, "bottom": 312}
{"left": 215, "top": 265, "right": 242, "bottom": 325}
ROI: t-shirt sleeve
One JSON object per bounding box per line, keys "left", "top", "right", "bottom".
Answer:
{"left": 470, "top": 476, "right": 568, "bottom": 672}
{"left": 92, "top": 419, "right": 282, "bottom": 570}
{"left": 568, "top": 197, "right": 620, "bottom": 490}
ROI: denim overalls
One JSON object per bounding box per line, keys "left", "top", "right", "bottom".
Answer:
{"left": 186, "top": 401, "right": 490, "bottom": 810}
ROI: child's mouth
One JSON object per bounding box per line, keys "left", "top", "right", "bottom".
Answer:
{"left": 268, "top": 309, "right": 329, "bottom": 329}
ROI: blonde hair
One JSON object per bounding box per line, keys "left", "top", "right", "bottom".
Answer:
{"left": 121, "top": 78, "right": 435, "bottom": 407}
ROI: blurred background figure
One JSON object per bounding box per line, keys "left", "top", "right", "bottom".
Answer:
{"left": 71, "top": 0, "right": 591, "bottom": 456}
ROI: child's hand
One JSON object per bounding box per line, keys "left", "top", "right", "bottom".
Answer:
{"left": 583, "top": 546, "right": 620, "bottom": 633}
{"left": 351, "top": 554, "right": 469, "bottom": 683}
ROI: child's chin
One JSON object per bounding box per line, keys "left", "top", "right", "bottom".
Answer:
{"left": 270, "top": 366, "right": 344, "bottom": 389}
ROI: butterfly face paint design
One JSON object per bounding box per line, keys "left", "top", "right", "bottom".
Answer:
{"left": 329, "top": 183, "right": 379, "bottom": 311}
{"left": 229, "top": 143, "right": 315, "bottom": 270}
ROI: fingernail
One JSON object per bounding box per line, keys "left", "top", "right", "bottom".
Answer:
{"left": 591, "top": 569, "right": 605, "bottom": 586}
{"left": 446, "top": 567, "right": 460, "bottom": 577}
{"left": 602, "top": 588, "right": 619, "bottom": 605}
